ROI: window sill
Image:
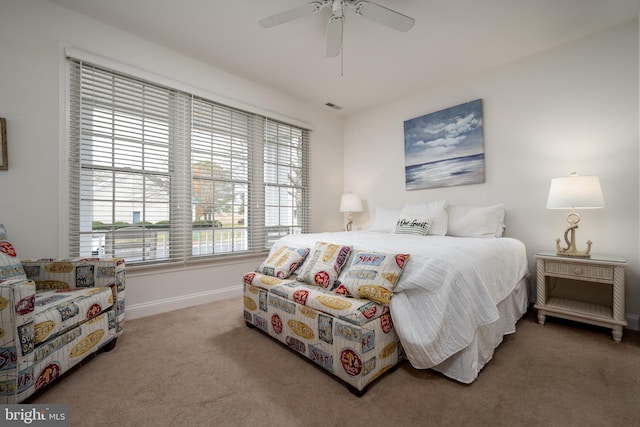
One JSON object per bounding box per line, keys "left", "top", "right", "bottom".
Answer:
{"left": 125, "top": 252, "right": 267, "bottom": 277}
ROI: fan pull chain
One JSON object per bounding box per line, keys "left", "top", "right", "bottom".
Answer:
{"left": 341, "top": 31, "right": 344, "bottom": 77}
{"left": 341, "top": 44, "right": 344, "bottom": 77}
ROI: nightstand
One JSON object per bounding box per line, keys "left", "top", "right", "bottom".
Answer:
{"left": 534, "top": 252, "right": 627, "bottom": 342}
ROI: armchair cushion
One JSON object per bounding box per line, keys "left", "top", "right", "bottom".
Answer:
{"left": 22, "top": 258, "right": 126, "bottom": 335}
{"left": 34, "top": 286, "right": 114, "bottom": 345}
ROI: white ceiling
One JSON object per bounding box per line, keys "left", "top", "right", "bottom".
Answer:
{"left": 48, "top": 0, "right": 640, "bottom": 115}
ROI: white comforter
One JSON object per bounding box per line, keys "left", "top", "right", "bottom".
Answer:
{"left": 277, "top": 231, "right": 529, "bottom": 375}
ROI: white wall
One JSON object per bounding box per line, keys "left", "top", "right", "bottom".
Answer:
{"left": 0, "top": 0, "right": 344, "bottom": 318}
{"left": 344, "top": 21, "right": 640, "bottom": 328}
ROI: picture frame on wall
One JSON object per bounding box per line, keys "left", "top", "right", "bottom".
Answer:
{"left": 403, "top": 99, "right": 485, "bottom": 190}
{"left": 0, "top": 118, "right": 7, "bottom": 171}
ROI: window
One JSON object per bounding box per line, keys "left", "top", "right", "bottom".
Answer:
{"left": 68, "top": 59, "right": 310, "bottom": 266}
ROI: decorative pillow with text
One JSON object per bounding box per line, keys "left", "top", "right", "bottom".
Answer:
{"left": 402, "top": 200, "right": 449, "bottom": 235}
{"left": 395, "top": 211, "right": 431, "bottom": 236}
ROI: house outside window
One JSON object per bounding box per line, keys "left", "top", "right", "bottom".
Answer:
{"left": 68, "top": 59, "right": 310, "bottom": 266}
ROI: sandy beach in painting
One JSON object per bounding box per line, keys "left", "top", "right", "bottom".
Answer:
{"left": 405, "top": 153, "right": 485, "bottom": 190}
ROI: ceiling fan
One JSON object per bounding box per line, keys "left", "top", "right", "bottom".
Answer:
{"left": 259, "top": 0, "right": 415, "bottom": 57}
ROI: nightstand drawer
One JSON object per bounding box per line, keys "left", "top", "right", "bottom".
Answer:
{"left": 545, "top": 261, "right": 614, "bottom": 281}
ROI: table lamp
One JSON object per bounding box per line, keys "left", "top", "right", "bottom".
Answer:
{"left": 546, "top": 172, "right": 604, "bottom": 258}
{"left": 340, "top": 193, "right": 363, "bottom": 231}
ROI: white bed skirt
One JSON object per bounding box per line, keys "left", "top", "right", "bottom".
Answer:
{"left": 427, "top": 277, "right": 529, "bottom": 383}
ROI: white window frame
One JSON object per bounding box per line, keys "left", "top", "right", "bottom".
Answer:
{"left": 63, "top": 48, "right": 311, "bottom": 267}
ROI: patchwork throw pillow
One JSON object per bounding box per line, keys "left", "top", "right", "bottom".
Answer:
{"left": 297, "top": 241, "right": 352, "bottom": 290}
{"left": 257, "top": 245, "right": 310, "bottom": 279}
{"left": 395, "top": 211, "right": 431, "bottom": 236}
{"left": 0, "top": 240, "right": 27, "bottom": 281}
{"left": 338, "top": 250, "right": 410, "bottom": 304}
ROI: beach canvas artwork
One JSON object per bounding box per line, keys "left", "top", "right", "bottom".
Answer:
{"left": 404, "top": 99, "right": 485, "bottom": 190}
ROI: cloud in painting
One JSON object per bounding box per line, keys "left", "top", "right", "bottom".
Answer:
{"left": 404, "top": 100, "right": 484, "bottom": 166}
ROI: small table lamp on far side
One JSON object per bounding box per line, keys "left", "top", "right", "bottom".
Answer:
{"left": 546, "top": 172, "right": 604, "bottom": 258}
{"left": 340, "top": 193, "right": 363, "bottom": 231}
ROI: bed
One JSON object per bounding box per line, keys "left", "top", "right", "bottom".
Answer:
{"left": 274, "top": 228, "right": 530, "bottom": 384}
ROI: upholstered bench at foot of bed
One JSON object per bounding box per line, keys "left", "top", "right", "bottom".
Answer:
{"left": 242, "top": 273, "right": 401, "bottom": 396}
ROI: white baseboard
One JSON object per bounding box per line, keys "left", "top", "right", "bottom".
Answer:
{"left": 626, "top": 313, "right": 640, "bottom": 331}
{"left": 125, "top": 285, "right": 243, "bottom": 320}
{"left": 125, "top": 286, "right": 640, "bottom": 331}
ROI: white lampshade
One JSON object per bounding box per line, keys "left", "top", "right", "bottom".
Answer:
{"left": 547, "top": 173, "right": 604, "bottom": 210}
{"left": 339, "top": 193, "right": 363, "bottom": 213}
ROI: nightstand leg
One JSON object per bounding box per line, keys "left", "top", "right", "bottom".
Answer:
{"left": 537, "top": 311, "right": 546, "bottom": 325}
{"left": 612, "top": 326, "right": 623, "bottom": 342}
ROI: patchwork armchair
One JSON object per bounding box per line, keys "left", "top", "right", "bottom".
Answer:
{"left": 0, "top": 224, "right": 125, "bottom": 403}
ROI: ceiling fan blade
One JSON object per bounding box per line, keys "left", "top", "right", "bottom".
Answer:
{"left": 325, "top": 15, "right": 344, "bottom": 57}
{"left": 259, "top": 2, "right": 324, "bottom": 28}
{"left": 352, "top": 1, "right": 415, "bottom": 32}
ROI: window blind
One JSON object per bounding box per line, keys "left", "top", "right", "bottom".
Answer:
{"left": 68, "top": 59, "right": 310, "bottom": 266}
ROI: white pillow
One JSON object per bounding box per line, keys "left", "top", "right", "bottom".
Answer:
{"left": 367, "top": 207, "right": 401, "bottom": 233}
{"left": 402, "top": 200, "right": 448, "bottom": 236}
{"left": 447, "top": 204, "right": 506, "bottom": 238}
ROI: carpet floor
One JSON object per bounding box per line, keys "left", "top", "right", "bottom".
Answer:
{"left": 31, "top": 297, "right": 640, "bottom": 427}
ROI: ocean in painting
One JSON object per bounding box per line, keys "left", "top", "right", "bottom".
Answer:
{"left": 405, "top": 153, "right": 485, "bottom": 190}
